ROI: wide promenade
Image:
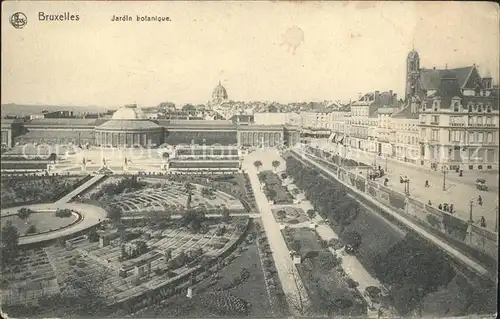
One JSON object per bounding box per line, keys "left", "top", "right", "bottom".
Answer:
{"left": 307, "top": 139, "right": 499, "bottom": 233}
{"left": 243, "top": 149, "right": 310, "bottom": 315}
{"left": 292, "top": 147, "right": 491, "bottom": 278}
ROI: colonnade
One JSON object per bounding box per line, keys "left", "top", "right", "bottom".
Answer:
{"left": 94, "top": 131, "right": 161, "bottom": 147}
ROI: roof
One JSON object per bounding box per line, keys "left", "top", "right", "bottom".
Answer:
{"left": 112, "top": 105, "right": 147, "bottom": 120}
{"left": 96, "top": 119, "right": 161, "bottom": 130}
{"left": 26, "top": 119, "right": 97, "bottom": 126}
{"left": 420, "top": 66, "right": 474, "bottom": 90}
{"left": 392, "top": 106, "right": 419, "bottom": 119}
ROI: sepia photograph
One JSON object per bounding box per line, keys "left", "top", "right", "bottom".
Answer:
{"left": 1, "top": 1, "right": 498, "bottom": 318}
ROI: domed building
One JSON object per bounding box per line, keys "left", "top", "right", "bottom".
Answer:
{"left": 212, "top": 81, "right": 228, "bottom": 104}
{"left": 94, "top": 104, "right": 163, "bottom": 147}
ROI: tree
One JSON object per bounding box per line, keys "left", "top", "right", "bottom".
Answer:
{"left": 1, "top": 221, "right": 19, "bottom": 267}
{"left": 285, "top": 269, "right": 311, "bottom": 316}
{"left": 18, "top": 207, "right": 32, "bottom": 220}
{"left": 272, "top": 160, "right": 281, "bottom": 172}
{"left": 266, "top": 189, "right": 277, "bottom": 201}
{"left": 184, "top": 182, "right": 195, "bottom": 194}
{"left": 221, "top": 207, "right": 231, "bottom": 222}
{"left": 343, "top": 230, "right": 362, "bottom": 250}
{"left": 253, "top": 160, "right": 263, "bottom": 171}
{"left": 107, "top": 206, "right": 122, "bottom": 225}
{"left": 306, "top": 209, "right": 316, "bottom": 220}
{"left": 276, "top": 210, "right": 287, "bottom": 219}
{"left": 336, "top": 200, "right": 361, "bottom": 233}
{"left": 290, "top": 239, "right": 302, "bottom": 252}
{"left": 255, "top": 222, "right": 261, "bottom": 233}
{"left": 88, "top": 228, "right": 99, "bottom": 242}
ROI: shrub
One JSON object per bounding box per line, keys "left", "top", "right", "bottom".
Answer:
{"left": 18, "top": 208, "right": 33, "bottom": 220}
{"left": 328, "top": 238, "right": 344, "bottom": 250}
{"left": 319, "top": 239, "right": 329, "bottom": 249}
{"left": 306, "top": 209, "right": 316, "bottom": 219}
{"left": 346, "top": 278, "right": 359, "bottom": 289}
{"left": 88, "top": 228, "right": 99, "bottom": 242}
{"left": 55, "top": 209, "right": 72, "bottom": 218}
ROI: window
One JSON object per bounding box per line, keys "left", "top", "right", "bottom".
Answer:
{"left": 431, "top": 129, "right": 439, "bottom": 141}
{"left": 431, "top": 115, "right": 439, "bottom": 124}
{"left": 486, "top": 117, "right": 492, "bottom": 125}
{"left": 487, "top": 133, "right": 493, "bottom": 143}
{"left": 469, "top": 132, "right": 475, "bottom": 143}
{"left": 450, "top": 130, "right": 461, "bottom": 142}
{"left": 478, "top": 132, "right": 484, "bottom": 142}
{"left": 453, "top": 102, "right": 460, "bottom": 112}
{"left": 477, "top": 116, "right": 483, "bottom": 125}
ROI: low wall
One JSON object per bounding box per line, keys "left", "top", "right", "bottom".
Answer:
{"left": 298, "top": 150, "right": 498, "bottom": 270}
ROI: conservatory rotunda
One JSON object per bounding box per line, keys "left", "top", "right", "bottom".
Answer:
{"left": 94, "top": 105, "right": 163, "bottom": 147}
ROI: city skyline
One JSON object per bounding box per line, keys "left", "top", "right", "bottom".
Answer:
{"left": 2, "top": 1, "right": 499, "bottom": 108}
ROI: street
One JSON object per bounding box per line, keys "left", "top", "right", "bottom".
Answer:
{"left": 306, "top": 139, "right": 499, "bottom": 232}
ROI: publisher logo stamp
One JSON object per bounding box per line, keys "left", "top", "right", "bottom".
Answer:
{"left": 10, "top": 12, "right": 27, "bottom": 29}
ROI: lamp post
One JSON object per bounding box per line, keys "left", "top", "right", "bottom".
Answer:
{"left": 469, "top": 200, "right": 474, "bottom": 223}
{"left": 442, "top": 166, "right": 448, "bottom": 191}
{"left": 495, "top": 206, "right": 498, "bottom": 233}
{"left": 402, "top": 176, "right": 410, "bottom": 196}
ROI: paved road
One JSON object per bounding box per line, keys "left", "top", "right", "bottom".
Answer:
{"left": 293, "top": 148, "right": 491, "bottom": 278}
{"left": 1, "top": 203, "right": 107, "bottom": 246}
{"left": 307, "top": 140, "right": 499, "bottom": 232}
{"left": 243, "top": 149, "right": 310, "bottom": 315}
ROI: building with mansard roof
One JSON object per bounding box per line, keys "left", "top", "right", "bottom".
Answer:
{"left": 404, "top": 50, "right": 499, "bottom": 170}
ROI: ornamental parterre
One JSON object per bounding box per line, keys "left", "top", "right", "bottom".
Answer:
{"left": 136, "top": 15, "right": 171, "bottom": 22}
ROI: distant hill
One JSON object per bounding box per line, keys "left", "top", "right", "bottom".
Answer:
{"left": 1, "top": 103, "right": 109, "bottom": 117}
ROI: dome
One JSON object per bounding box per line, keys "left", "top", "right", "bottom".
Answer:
{"left": 96, "top": 119, "right": 160, "bottom": 131}
{"left": 112, "top": 104, "right": 147, "bottom": 120}
{"left": 212, "top": 81, "right": 228, "bottom": 101}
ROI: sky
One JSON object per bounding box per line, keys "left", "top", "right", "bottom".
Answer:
{"left": 2, "top": 1, "right": 499, "bottom": 108}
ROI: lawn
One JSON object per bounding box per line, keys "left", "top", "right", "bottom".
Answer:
{"left": 0, "top": 211, "right": 79, "bottom": 236}
{"left": 258, "top": 171, "right": 294, "bottom": 204}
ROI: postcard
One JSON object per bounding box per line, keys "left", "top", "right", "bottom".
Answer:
{"left": 1, "top": 1, "right": 498, "bottom": 318}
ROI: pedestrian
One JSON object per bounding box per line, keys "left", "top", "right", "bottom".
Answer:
{"left": 449, "top": 204, "right": 454, "bottom": 214}
{"left": 478, "top": 195, "right": 483, "bottom": 206}
{"left": 438, "top": 204, "right": 443, "bottom": 210}
{"left": 480, "top": 216, "right": 486, "bottom": 228}
{"left": 425, "top": 180, "right": 429, "bottom": 188}
{"left": 428, "top": 200, "right": 432, "bottom": 206}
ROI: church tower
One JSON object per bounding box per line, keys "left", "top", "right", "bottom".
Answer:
{"left": 405, "top": 50, "right": 420, "bottom": 101}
